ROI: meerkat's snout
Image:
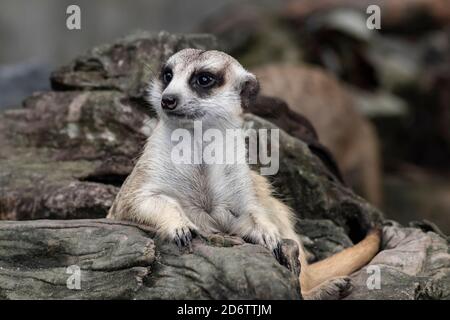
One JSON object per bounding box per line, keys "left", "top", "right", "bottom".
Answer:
{"left": 161, "top": 94, "right": 178, "bottom": 110}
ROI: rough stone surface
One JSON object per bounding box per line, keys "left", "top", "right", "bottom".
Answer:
{"left": 0, "top": 219, "right": 300, "bottom": 300}
{"left": 0, "top": 219, "right": 447, "bottom": 300}
{"left": 347, "top": 224, "right": 450, "bottom": 300}
{"left": 50, "top": 31, "right": 218, "bottom": 98}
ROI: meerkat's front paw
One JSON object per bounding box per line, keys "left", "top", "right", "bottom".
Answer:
{"left": 158, "top": 217, "right": 198, "bottom": 252}
{"left": 243, "top": 227, "right": 284, "bottom": 264}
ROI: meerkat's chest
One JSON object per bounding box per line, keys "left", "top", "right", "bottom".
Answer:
{"left": 148, "top": 125, "right": 251, "bottom": 219}
{"left": 166, "top": 163, "right": 236, "bottom": 211}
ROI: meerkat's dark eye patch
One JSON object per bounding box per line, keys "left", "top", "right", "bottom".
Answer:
{"left": 196, "top": 73, "right": 216, "bottom": 88}
{"left": 189, "top": 70, "right": 224, "bottom": 96}
{"left": 160, "top": 66, "right": 173, "bottom": 87}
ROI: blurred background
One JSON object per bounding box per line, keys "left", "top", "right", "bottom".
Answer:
{"left": 0, "top": 0, "right": 449, "bottom": 233}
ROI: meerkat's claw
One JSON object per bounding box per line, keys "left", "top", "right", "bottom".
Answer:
{"left": 174, "top": 227, "right": 194, "bottom": 252}
{"left": 273, "top": 242, "right": 294, "bottom": 272}
{"left": 272, "top": 242, "right": 283, "bottom": 264}
{"left": 258, "top": 233, "right": 285, "bottom": 266}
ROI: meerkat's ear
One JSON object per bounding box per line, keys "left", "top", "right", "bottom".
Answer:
{"left": 240, "top": 72, "right": 260, "bottom": 109}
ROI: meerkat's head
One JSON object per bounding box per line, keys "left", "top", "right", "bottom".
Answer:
{"left": 148, "top": 49, "right": 259, "bottom": 125}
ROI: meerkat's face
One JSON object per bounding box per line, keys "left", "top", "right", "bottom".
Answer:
{"left": 148, "top": 49, "right": 259, "bottom": 124}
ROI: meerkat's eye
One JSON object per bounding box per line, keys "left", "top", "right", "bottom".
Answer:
{"left": 196, "top": 73, "right": 216, "bottom": 88}
{"left": 162, "top": 69, "right": 173, "bottom": 84}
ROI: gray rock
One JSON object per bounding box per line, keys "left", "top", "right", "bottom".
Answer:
{"left": 346, "top": 226, "right": 450, "bottom": 300}
{"left": 296, "top": 219, "right": 353, "bottom": 263}
{"left": 1, "top": 218, "right": 447, "bottom": 300}
{"left": 0, "top": 219, "right": 155, "bottom": 299}
{"left": 0, "top": 219, "right": 300, "bottom": 300}
{"left": 50, "top": 31, "right": 218, "bottom": 98}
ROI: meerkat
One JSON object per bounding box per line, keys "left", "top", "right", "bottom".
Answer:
{"left": 107, "top": 49, "right": 381, "bottom": 299}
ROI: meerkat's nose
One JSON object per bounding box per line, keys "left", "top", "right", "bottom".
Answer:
{"left": 161, "top": 94, "right": 178, "bottom": 110}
